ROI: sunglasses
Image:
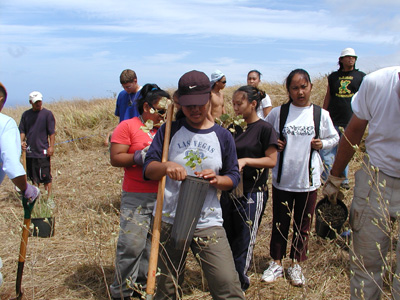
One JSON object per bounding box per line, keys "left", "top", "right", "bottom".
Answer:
{"left": 220, "top": 80, "right": 227, "bottom": 84}
{"left": 148, "top": 103, "right": 166, "bottom": 115}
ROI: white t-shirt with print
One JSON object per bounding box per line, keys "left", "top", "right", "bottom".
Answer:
{"left": 265, "top": 104, "right": 338, "bottom": 192}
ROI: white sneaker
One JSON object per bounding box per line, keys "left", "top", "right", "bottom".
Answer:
{"left": 261, "top": 261, "right": 283, "bottom": 283}
{"left": 287, "top": 264, "right": 306, "bottom": 286}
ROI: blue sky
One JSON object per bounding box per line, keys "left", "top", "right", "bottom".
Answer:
{"left": 1, "top": 0, "right": 399, "bottom": 107}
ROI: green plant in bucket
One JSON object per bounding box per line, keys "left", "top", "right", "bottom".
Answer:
{"left": 31, "top": 194, "right": 54, "bottom": 219}
{"left": 184, "top": 149, "right": 207, "bottom": 171}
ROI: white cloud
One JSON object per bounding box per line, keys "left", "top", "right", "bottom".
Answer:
{"left": 1, "top": 0, "right": 399, "bottom": 105}
{"left": 2, "top": 0, "right": 398, "bottom": 44}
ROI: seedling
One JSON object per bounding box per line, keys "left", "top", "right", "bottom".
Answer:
{"left": 215, "top": 113, "right": 247, "bottom": 134}
{"left": 184, "top": 149, "right": 207, "bottom": 171}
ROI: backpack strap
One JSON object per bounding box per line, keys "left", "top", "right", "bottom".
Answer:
{"left": 276, "top": 102, "right": 291, "bottom": 184}
{"left": 308, "top": 104, "right": 322, "bottom": 186}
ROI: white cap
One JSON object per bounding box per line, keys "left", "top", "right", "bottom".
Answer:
{"left": 29, "top": 91, "right": 43, "bottom": 103}
{"left": 340, "top": 48, "right": 357, "bottom": 58}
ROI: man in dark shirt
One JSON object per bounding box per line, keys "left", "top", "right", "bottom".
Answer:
{"left": 19, "top": 91, "right": 56, "bottom": 197}
{"left": 320, "top": 48, "right": 365, "bottom": 189}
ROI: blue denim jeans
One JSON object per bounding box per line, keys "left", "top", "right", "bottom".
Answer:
{"left": 320, "top": 125, "right": 349, "bottom": 184}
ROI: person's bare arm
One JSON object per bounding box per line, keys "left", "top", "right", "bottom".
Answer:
{"left": 331, "top": 115, "right": 368, "bottom": 177}
{"left": 238, "top": 146, "right": 277, "bottom": 171}
{"left": 47, "top": 133, "right": 55, "bottom": 156}
{"left": 207, "top": 95, "right": 216, "bottom": 121}
{"left": 322, "top": 85, "right": 331, "bottom": 110}
{"left": 196, "top": 169, "right": 234, "bottom": 191}
{"left": 20, "top": 133, "right": 26, "bottom": 151}
{"left": 263, "top": 106, "right": 272, "bottom": 118}
{"left": 11, "top": 175, "right": 28, "bottom": 192}
{"left": 145, "top": 161, "right": 187, "bottom": 181}
{"left": 110, "top": 143, "right": 134, "bottom": 167}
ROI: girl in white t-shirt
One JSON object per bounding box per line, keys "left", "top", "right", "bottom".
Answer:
{"left": 247, "top": 70, "right": 273, "bottom": 118}
{"left": 262, "top": 69, "right": 338, "bottom": 287}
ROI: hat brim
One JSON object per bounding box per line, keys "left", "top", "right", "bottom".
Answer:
{"left": 179, "top": 93, "right": 210, "bottom": 106}
{"left": 340, "top": 55, "right": 357, "bottom": 58}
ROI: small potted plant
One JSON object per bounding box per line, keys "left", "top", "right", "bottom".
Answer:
{"left": 315, "top": 197, "right": 348, "bottom": 239}
{"left": 171, "top": 149, "right": 210, "bottom": 250}
{"left": 30, "top": 194, "right": 55, "bottom": 238}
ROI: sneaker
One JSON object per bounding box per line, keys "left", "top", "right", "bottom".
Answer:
{"left": 287, "top": 264, "right": 306, "bottom": 286}
{"left": 261, "top": 261, "right": 283, "bottom": 283}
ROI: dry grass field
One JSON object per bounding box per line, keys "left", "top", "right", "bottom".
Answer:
{"left": 0, "top": 77, "right": 392, "bottom": 299}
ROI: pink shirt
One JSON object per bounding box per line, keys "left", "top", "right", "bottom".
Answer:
{"left": 111, "top": 117, "right": 158, "bottom": 193}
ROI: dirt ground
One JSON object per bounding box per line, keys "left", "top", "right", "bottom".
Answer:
{"left": 0, "top": 141, "right": 359, "bottom": 300}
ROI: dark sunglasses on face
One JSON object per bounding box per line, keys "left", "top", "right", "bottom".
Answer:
{"left": 148, "top": 102, "right": 166, "bottom": 115}
{"left": 220, "top": 80, "right": 227, "bottom": 84}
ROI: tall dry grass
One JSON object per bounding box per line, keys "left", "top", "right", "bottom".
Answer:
{"left": 0, "top": 75, "right": 390, "bottom": 300}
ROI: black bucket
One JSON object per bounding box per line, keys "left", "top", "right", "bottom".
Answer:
{"left": 171, "top": 176, "right": 209, "bottom": 250}
{"left": 31, "top": 217, "right": 55, "bottom": 238}
{"left": 315, "top": 197, "right": 348, "bottom": 239}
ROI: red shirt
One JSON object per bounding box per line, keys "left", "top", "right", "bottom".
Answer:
{"left": 111, "top": 117, "right": 158, "bottom": 193}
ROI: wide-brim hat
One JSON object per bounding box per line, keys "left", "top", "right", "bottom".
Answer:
{"left": 178, "top": 70, "right": 211, "bottom": 106}
{"left": 340, "top": 48, "right": 357, "bottom": 58}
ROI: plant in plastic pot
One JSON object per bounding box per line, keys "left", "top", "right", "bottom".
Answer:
{"left": 315, "top": 197, "right": 348, "bottom": 239}
{"left": 171, "top": 150, "right": 210, "bottom": 250}
{"left": 30, "top": 194, "right": 55, "bottom": 238}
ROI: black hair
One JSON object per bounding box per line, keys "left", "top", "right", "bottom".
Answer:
{"left": 136, "top": 84, "right": 170, "bottom": 115}
{"left": 247, "top": 70, "right": 262, "bottom": 79}
{"left": 234, "top": 85, "right": 262, "bottom": 110}
{"left": 285, "top": 69, "right": 311, "bottom": 103}
{"left": 0, "top": 84, "right": 7, "bottom": 106}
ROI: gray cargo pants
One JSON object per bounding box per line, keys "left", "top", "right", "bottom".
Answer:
{"left": 350, "top": 164, "right": 400, "bottom": 299}
{"left": 155, "top": 222, "right": 245, "bottom": 300}
{"left": 110, "top": 192, "right": 156, "bottom": 299}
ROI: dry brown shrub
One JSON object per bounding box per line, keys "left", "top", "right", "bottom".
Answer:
{"left": 0, "top": 79, "right": 365, "bottom": 300}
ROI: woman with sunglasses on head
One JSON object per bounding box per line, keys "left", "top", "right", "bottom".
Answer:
{"left": 144, "top": 70, "right": 244, "bottom": 300}
{"left": 247, "top": 70, "right": 273, "bottom": 118}
{"left": 262, "top": 69, "right": 338, "bottom": 287}
{"left": 109, "top": 84, "right": 170, "bottom": 300}
{"left": 220, "top": 85, "right": 278, "bottom": 291}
